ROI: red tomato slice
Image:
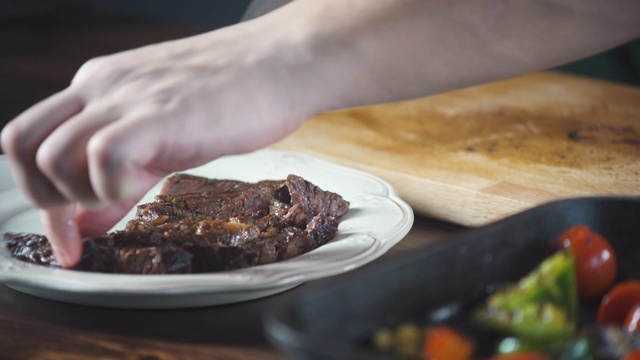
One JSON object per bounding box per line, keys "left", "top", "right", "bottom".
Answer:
{"left": 488, "top": 352, "right": 550, "bottom": 360}
{"left": 553, "top": 225, "right": 617, "bottom": 300}
{"left": 597, "top": 280, "right": 640, "bottom": 325}
{"left": 623, "top": 302, "right": 640, "bottom": 333}
{"left": 423, "top": 326, "right": 474, "bottom": 360}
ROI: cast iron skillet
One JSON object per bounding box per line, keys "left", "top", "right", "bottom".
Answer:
{"left": 263, "top": 196, "right": 640, "bottom": 359}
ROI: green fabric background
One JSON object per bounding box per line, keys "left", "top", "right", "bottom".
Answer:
{"left": 556, "top": 39, "right": 640, "bottom": 86}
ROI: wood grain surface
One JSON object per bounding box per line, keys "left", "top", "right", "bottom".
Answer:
{"left": 272, "top": 72, "right": 640, "bottom": 227}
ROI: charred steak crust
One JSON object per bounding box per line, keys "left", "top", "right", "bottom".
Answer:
{"left": 2, "top": 174, "right": 349, "bottom": 274}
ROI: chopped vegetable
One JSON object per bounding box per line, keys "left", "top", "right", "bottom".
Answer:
{"left": 553, "top": 225, "right": 617, "bottom": 301}
{"left": 475, "top": 250, "right": 578, "bottom": 343}
{"left": 372, "top": 322, "right": 425, "bottom": 358}
{"left": 559, "top": 325, "right": 640, "bottom": 359}
{"left": 369, "top": 224, "right": 636, "bottom": 359}
{"left": 597, "top": 280, "right": 640, "bottom": 325}
{"left": 395, "top": 323, "right": 424, "bottom": 358}
{"left": 372, "top": 327, "right": 394, "bottom": 352}
{"left": 624, "top": 349, "right": 640, "bottom": 360}
{"left": 557, "top": 337, "right": 594, "bottom": 360}
{"left": 488, "top": 351, "right": 550, "bottom": 360}
{"left": 423, "top": 326, "right": 474, "bottom": 360}
{"left": 495, "top": 336, "right": 556, "bottom": 355}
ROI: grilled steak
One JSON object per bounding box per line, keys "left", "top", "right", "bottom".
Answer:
{"left": 2, "top": 174, "right": 349, "bottom": 274}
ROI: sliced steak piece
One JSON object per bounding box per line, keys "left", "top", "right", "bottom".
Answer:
{"left": 3, "top": 232, "right": 193, "bottom": 274}
{"left": 1, "top": 173, "right": 349, "bottom": 274}
{"left": 137, "top": 183, "right": 289, "bottom": 225}
{"left": 78, "top": 240, "right": 192, "bottom": 274}
{"left": 2, "top": 232, "right": 58, "bottom": 266}
{"left": 160, "top": 173, "right": 281, "bottom": 196}
{"left": 286, "top": 175, "right": 350, "bottom": 219}
{"left": 160, "top": 173, "right": 250, "bottom": 195}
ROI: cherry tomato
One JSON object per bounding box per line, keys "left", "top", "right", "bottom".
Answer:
{"left": 597, "top": 280, "right": 640, "bottom": 325}
{"left": 623, "top": 302, "right": 640, "bottom": 332}
{"left": 624, "top": 350, "right": 640, "bottom": 360}
{"left": 553, "top": 225, "right": 617, "bottom": 300}
{"left": 488, "top": 352, "right": 550, "bottom": 360}
{"left": 424, "top": 326, "right": 474, "bottom": 360}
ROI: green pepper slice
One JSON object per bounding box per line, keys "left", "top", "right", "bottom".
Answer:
{"left": 476, "top": 250, "right": 578, "bottom": 344}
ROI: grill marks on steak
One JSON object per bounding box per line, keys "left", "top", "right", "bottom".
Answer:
{"left": 3, "top": 232, "right": 193, "bottom": 274}
{"left": 2, "top": 174, "right": 349, "bottom": 274}
{"left": 286, "top": 175, "right": 350, "bottom": 219}
{"left": 160, "top": 173, "right": 281, "bottom": 196}
{"left": 3, "top": 232, "right": 58, "bottom": 266}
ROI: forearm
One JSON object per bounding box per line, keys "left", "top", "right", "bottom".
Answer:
{"left": 257, "top": 0, "right": 640, "bottom": 114}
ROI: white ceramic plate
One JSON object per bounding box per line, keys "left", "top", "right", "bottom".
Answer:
{"left": 0, "top": 149, "right": 413, "bottom": 308}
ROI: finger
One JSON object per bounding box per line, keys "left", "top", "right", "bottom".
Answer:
{"left": 74, "top": 199, "right": 140, "bottom": 237}
{"left": 1, "top": 90, "right": 84, "bottom": 207}
{"left": 86, "top": 108, "right": 209, "bottom": 203}
{"left": 35, "top": 104, "right": 119, "bottom": 206}
{"left": 40, "top": 205, "right": 83, "bottom": 268}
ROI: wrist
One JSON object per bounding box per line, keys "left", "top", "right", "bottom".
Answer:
{"left": 253, "top": 0, "right": 431, "bottom": 116}
{"left": 250, "top": 1, "right": 378, "bottom": 118}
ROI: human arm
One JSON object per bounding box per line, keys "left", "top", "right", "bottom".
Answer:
{"left": 275, "top": 0, "right": 640, "bottom": 109}
{"left": 2, "top": 0, "right": 638, "bottom": 267}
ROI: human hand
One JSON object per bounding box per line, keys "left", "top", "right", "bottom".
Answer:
{"left": 0, "top": 21, "right": 314, "bottom": 267}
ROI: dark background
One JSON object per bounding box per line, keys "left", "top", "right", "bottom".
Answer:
{"left": 1, "top": 0, "right": 638, "bottom": 134}
{"left": 0, "top": 0, "right": 251, "bottom": 129}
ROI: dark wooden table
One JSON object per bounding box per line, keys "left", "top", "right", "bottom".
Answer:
{"left": 0, "top": 216, "right": 463, "bottom": 359}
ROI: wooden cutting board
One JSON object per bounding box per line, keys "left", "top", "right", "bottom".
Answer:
{"left": 271, "top": 72, "right": 640, "bottom": 227}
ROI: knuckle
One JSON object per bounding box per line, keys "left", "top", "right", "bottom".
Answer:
{"left": 1, "top": 124, "right": 68, "bottom": 208}
{"left": 87, "top": 138, "right": 119, "bottom": 201}
{"left": 87, "top": 133, "right": 122, "bottom": 178}
{"left": 86, "top": 132, "right": 114, "bottom": 167}
{"left": 72, "top": 55, "right": 119, "bottom": 87}
{"left": 35, "top": 145, "right": 97, "bottom": 203}
{"left": 34, "top": 146, "right": 66, "bottom": 179}
{"left": 0, "top": 121, "right": 24, "bottom": 156}
{"left": 72, "top": 58, "right": 103, "bottom": 84}
{"left": 1, "top": 121, "right": 46, "bottom": 161}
